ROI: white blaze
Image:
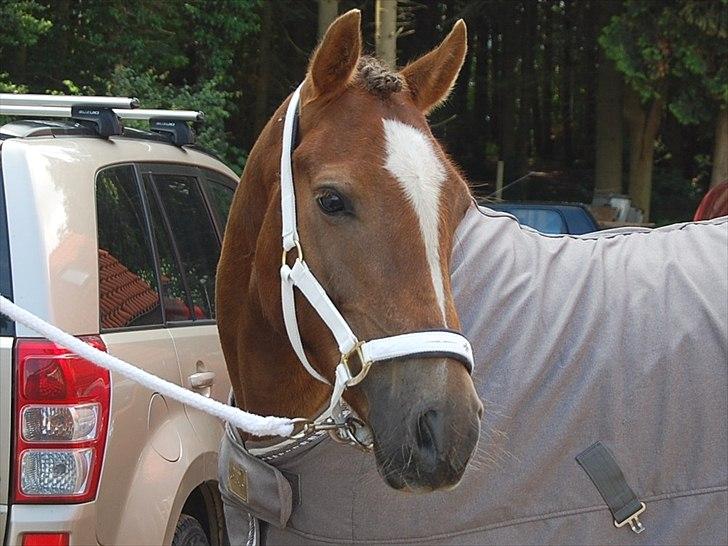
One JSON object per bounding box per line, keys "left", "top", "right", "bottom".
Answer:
{"left": 382, "top": 118, "right": 447, "bottom": 321}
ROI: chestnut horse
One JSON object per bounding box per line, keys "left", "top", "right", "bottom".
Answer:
{"left": 217, "top": 10, "right": 481, "bottom": 492}
{"left": 218, "top": 9, "right": 727, "bottom": 545}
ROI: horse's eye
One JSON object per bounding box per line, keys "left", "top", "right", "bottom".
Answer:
{"left": 317, "top": 191, "right": 346, "bottom": 215}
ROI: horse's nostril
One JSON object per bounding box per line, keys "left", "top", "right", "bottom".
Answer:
{"left": 415, "top": 409, "right": 440, "bottom": 457}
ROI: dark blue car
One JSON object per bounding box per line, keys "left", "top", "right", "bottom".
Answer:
{"left": 483, "top": 202, "right": 600, "bottom": 235}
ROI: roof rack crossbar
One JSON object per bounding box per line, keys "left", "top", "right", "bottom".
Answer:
{"left": 0, "top": 105, "right": 204, "bottom": 122}
{"left": 0, "top": 93, "right": 139, "bottom": 109}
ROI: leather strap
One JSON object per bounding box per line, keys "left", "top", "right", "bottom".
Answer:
{"left": 280, "top": 263, "right": 329, "bottom": 384}
{"left": 576, "top": 442, "right": 646, "bottom": 531}
{"left": 280, "top": 85, "right": 302, "bottom": 252}
{"left": 361, "top": 331, "right": 474, "bottom": 373}
{"left": 288, "top": 260, "right": 358, "bottom": 355}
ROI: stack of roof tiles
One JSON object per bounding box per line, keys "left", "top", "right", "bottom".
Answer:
{"left": 98, "top": 249, "right": 160, "bottom": 329}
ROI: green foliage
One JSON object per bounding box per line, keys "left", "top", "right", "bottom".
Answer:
{"left": 0, "top": 0, "right": 51, "bottom": 48}
{"left": 600, "top": 0, "right": 728, "bottom": 124}
{"left": 0, "top": 0, "right": 258, "bottom": 172}
{"left": 651, "top": 165, "right": 707, "bottom": 226}
{"left": 107, "top": 67, "right": 246, "bottom": 172}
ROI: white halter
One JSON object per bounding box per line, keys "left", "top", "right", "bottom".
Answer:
{"left": 278, "top": 84, "right": 474, "bottom": 445}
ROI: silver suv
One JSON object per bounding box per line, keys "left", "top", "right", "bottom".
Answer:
{"left": 0, "top": 95, "right": 236, "bottom": 546}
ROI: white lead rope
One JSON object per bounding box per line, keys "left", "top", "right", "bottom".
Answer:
{"left": 0, "top": 295, "right": 295, "bottom": 438}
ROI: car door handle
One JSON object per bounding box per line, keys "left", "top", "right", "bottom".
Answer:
{"left": 188, "top": 371, "right": 216, "bottom": 390}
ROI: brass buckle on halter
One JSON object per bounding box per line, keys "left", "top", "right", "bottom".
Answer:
{"left": 341, "top": 341, "right": 371, "bottom": 386}
{"left": 281, "top": 240, "right": 304, "bottom": 266}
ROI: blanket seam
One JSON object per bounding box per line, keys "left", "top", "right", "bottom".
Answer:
{"left": 472, "top": 205, "right": 728, "bottom": 242}
{"left": 283, "top": 484, "right": 727, "bottom": 544}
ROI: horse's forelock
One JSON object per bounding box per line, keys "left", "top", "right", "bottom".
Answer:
{"left": 356, "top": 56, "right": 403, "bottom": 98}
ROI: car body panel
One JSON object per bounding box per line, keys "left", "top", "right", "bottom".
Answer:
{"left": 4, "top": 503, "right": 98, "bottom": 546}
{"left": 168, "top": 324, "right": 228, "bottom": 447}
{"left": 92, "top": 328, "right": 209, "bottom": 545}
{"left": 694, "top": 181, "right": 728, "bottom": 221}
{"left": 0, "top": 337, "right": 12, "bottom": 539}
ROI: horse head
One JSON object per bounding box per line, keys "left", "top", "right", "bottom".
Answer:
{"left": 217, "top": 9, "right": 482, "bottom": 492}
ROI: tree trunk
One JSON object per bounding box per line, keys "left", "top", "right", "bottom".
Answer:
{"left": 500, "top": 4, "right": 518, "bottom": 180}
{"left": 624, "top": 87, "right": 664, "bottom": 221}
{"left": 560, "top": 0, "right": 574, "bottom": 166}
{"left": 541, "top": 5, "right": 554, "bottom": 158}
{"left": 318, "top": 0, "right": 339, "bottom": 40}
{"left": 472, "top": 24, "right": 488, "bottom": 144}
{"left": 711, "top": 108, "right": 728, "bottom": 188}
{"left": 375, "top": 0, "right": 397, "bottom": 69}
{"left": 491, "top": 19, "right": 502, "bottom": 144}
{"left": 530, "top": 1, "right": 543, "bottom": 159}
{"left": 54, "top": 0, "right": 72, "bottom": 86}
{"left": 253, "top": 0, "right": 274, "bottom": 136}
{"left": 520, "top": 0, "right": 537, "bottom": 159}
{"left": 594, "top": 55, "right": 623, "bottom": 193}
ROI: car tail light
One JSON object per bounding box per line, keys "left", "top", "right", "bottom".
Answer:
{"left": 21, "top": 533, "right": 69, "bottom": 546}
{"left": 13, "top": 337, "right": 110, "bottom": 503}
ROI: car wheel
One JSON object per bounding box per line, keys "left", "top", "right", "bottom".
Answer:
{"left": 172, "top": 514, "right": 210, "bottom": 546}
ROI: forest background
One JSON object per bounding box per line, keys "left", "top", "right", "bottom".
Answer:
{"left": 1, "top": 0, "right": 726, "bottom": 224}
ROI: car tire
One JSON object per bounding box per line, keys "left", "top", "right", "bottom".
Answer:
{"left": 172, "top": 514, "right": 210, "bottom": 546}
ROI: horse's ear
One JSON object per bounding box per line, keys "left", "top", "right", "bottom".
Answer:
{"left": 400, "top": 20, "right": 467, "bottom": 114}
{"left": 304, "top": 9, "right": 362, "bottom": 103}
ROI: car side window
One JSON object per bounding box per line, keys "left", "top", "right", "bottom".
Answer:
{"left": 95, "top": 166, "right": 163, "bottom": 330}
{"left": 202, "top": 178, "right": 235, "bottom": 231}
{"left": 142, "top": 175, "right": 193, "bottom": 322}
{"left": 151, "top": 173, "right": 220, "bottom": 319}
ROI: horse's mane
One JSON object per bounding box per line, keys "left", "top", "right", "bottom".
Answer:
{"left": 356, "top": 56, "right": 403, "bottom": 98}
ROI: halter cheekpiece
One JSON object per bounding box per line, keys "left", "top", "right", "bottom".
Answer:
{"left": 278, "top": 83, "right": 474, "bottom": 449}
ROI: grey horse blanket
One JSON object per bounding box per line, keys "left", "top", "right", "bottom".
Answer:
{"left": 222, "top": 205, "right": 728, "bottom": 545}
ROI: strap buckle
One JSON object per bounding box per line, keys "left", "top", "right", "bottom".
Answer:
{"left": 341, "top": 341, "right": 371, "bottom": 386}
{"left": 288, "top": 417, "right": 345, "bottom": 439}
{"left": 281, "top": 240, "right": 304, "bottom": 266}
{"left": 613, "top": 502, "right": 646, "bottom": 534}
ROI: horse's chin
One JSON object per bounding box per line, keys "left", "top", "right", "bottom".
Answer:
{"left": 378, "top": 465, "right": 465, "bottom": 494}
{"left": 373, "top": 444, "right": 468, "bottom": 493}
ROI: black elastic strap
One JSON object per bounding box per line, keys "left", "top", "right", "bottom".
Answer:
{"left": 576, "top": 442, "right": 644, "bottom": 526}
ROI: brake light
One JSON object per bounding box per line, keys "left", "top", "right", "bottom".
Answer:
{"left": 13, "top": 337, "right": 110, "bottom": 503}
{"left": 21, "top": 533, "right": 69, "bottom": 546}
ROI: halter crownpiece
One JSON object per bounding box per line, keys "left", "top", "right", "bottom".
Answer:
{"left": 278, "top": 83, "right": 474, "bottom": 447}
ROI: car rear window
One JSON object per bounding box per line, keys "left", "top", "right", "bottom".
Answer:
{"left": 96, "top": 165, "right": 163, "bottom": 330}
{"left": 508, "top": 208, "right": 566, "bottom": 234}
{"left": 0, "top": 159, "right": 13, "bottom": 336}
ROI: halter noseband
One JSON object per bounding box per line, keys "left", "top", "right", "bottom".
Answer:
{"left": 278, "top": 84, "right": 474, "bottom": 447}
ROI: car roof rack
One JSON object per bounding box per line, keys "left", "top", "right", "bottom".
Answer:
{"left": 0, "top": 93, "right": 204, "bottom": 145}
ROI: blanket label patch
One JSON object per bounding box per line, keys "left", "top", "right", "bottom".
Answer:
{"left": 228, "top": 461, "right": 249, "bottom": 503}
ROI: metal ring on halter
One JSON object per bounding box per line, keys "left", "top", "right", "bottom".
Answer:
{"left": 281, "top": 240, "right": 304, "bottom": 266}
{"left": 341, "top": 341, "right": 372, "bottom": 386}
{"left": 288, "top": 416, "right": 352, "bottom": 439}
{"left": 288, "top": 417, "right": 315, "bottom": 439}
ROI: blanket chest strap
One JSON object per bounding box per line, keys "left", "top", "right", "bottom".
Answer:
{"left": 576, "top": 441, "right": 646, "bottom": 534}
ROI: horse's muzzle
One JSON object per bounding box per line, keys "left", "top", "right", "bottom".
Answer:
{"left": 365, "top": 357, "right": 483, "bottom": 492}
